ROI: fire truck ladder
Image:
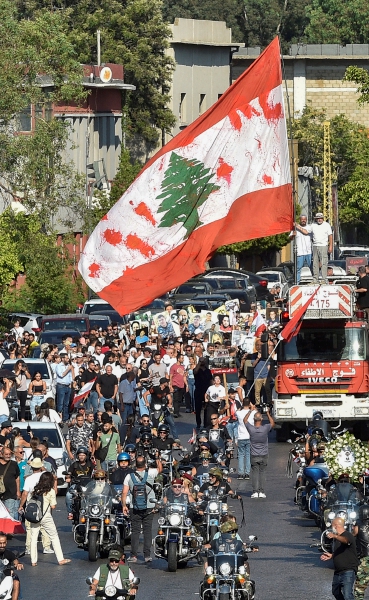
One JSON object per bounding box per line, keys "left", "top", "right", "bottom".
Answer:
{"left": 323, "top": 121, "right": 333, "bottom": 224}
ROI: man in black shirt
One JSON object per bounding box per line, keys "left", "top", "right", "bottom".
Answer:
{"left": 110, "top": 452, "right": 133, "bottom": 485}
{"left": 96, "top": 365, "right": 118, "bottom": 411}
{"left": 0, "top": 532, "right": 23, "bottom": 600}
{"left": 356, "top": 266, "right": 369, "bottom": 310}
{"left": 0, "top": 447, "right": 20, "bottom": 520}
{"left": 321, "top": 517, "right": 359, "bottom": 600}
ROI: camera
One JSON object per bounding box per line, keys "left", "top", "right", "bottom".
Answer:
{"left": 259, "top": 403, "right": 272, "bottom": 415}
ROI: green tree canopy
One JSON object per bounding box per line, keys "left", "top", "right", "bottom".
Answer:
{"left": 304, "top": 0, "right": 369, "bottom": 44}
{"left": 217, "top": 233, "right": 291, "bottom": 265}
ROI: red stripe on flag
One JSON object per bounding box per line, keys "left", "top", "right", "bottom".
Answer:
{"left": 98, "top": 185, "right": 292, "bottom": 314}
{"left": 280, "top": 287, "right": 320, "bottom": 343}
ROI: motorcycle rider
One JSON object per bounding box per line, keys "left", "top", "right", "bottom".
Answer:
{"left": 125, "top": 444, "right": 137, "bottom": 469}
{"left": 147, "top": 378, "right": 179, "bottom": 442}
{"left": 152, "top": 424, "right": 180, "bottom": 452}
{"left": 198, "top": 467, "right": 238, "bottom": 502}
{"left": 0, "top": 532, "right": 23, "bottom": 600}
{"left": 65, "top": 446, "right": 94, "bottom": 520}
{"left": 163, "top": 478, "right": 196, "bottom": 504}
{"left": 88, "top": 548, "right": 138, "bottom": 597}
{"left": 203, "top": 519, "right": 251, "bottom": 573}
{"left": 353, "top": 505, "right": 369, "bottom": 600}
{"left": 110, "top": 453, "right": 133, "bottom": 485}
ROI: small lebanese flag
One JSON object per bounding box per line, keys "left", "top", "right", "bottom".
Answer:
{"left": 188, "top": 428, "right": 197, "bottom": 444}
{"left": 79, "top": 38, "right": 292, "bottom": 315}
{"left": 0, "top": 500, "right": 24, "bottom": 534}
{"left": 71, "top": 378, "right": 97, "bottom": 409}
{"left": 279, "top": 287, "right": 320, "bottom": 343}
{"left": 250, "top": 311, "right": 267, "bottom": 338}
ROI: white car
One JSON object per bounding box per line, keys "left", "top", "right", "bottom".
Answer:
{"left": 2, "top": 358, "right": 55, "bottom": 419}
{"left": 12, "top": 421, "right": 70, "bottom": 490}
{"left": 8, "top": 312, "right": 43, "bottom": 335}
{"left": 255, "top": 270, "right": 289, "bottom": 297}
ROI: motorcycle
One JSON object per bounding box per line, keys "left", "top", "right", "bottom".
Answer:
{"left": 320, "top": 481, "right": 364, "bottom": 552}
{"left": 286, "top": 432, "right": 306, "bottom": 490}
{"left": 73, "top": 480, "right": 120, "bottom": 561}
{"left": 111, "top": 485, "right": 132, "bottom": 546}
{"left": 295, "top": 461, "right": 329, "bottom": 525}
{"left": 86, "top": 575, "right": 140, "bottom": 600}
{"left": 154, "top": 500, "right": 203, "bottom": 571}
{"left": 68, "top": 475, "right": 93, "bottom": 525}
{"left": 199, "top": 490, "right": 229, "bottom": 543}
{"left": 200, "top": 536, "right": 258, "bottom": 600}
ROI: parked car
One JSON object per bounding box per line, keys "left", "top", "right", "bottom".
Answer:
{"left": 170, "top": 280, "right": 215, "bottom": 299}
{"left": 261, "top": 261, "right": 295, "bottom": 285}
{"left": 40, "top": 314, "right": 90, "bottom": 335}
{"left": 180, "top": 299, "right": 213, "bottom": 312}
{"left": 2, "top": 358, "right": 56, "bottom": 419}
{"left": 87, "top": 314, "right": 111, "bottom": 331}
{"left": 189, "top": 293, "right": 232, "bottom": 310}
{"left": 255, "top": 270, "right": 289, "bottom": 297}
{"left": 11, "top": 421, "right": 69, "bottom": 491}
{"left": 82, "top": 298, "right": 127, "bottom": 324}
{"left": 201, "top": 268, "right": 272, "bottom": 302}
{"left": 37, "top": 329, "right": 81, "bottom": 350}
{"left": 338, "top": 245, "right": 369, "bottom": 258}
{"left": 197, "top": 275, "right": 257, "bottom": 305}
{"left": 8, "top": 312, "right": 43, "bottom": 334}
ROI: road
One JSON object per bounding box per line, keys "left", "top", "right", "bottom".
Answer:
{"left": 9, "top": 414, "right": 341, "bottom": 600}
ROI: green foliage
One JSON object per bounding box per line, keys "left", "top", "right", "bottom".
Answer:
{"left": 344, "top": 66, "right": 369, "bottom": 105}
{"left": 88, "top": 148, "right": 142, "bottom": 231}
{"left": 304, "top": 0, "right": 369, "bottom": 44}
{"left": 157, "top": 152, "right": 220, "bottom": 238}
{"left": 217, "top": 233, "right": 291, "bottom": 262}
{"left": 162, "top": 0, "right": 246, "bottom": 43}
{"left": 1, "top": 211, "right": 84, "bottom": 313}
{"left": 17, "top": 0, "right": 175, "bottom": 156}
{"left": 0, "top": 218, "right": 23, "bottom": 296}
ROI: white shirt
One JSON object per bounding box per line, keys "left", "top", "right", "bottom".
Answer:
{"left": 93, "top": 566, "right": 135, "bottom": 586}
{"left": 291, "top": 229, "right": 312, "bottom": 256}
{"left": 307, "top": 221, "right": 332, "bottom": 246}
{"left": 93, "top": 353, "right": 104, "bottom": 368}
{"left": 236, "top": 408, "right": 256, "bottom": 440}
{"left": 161, "top": 355, "right": 177, "bottom": 375}
{"left": 206, "top": 384, "right": 226, "bottom": 404}
{"left": 10, "top": 326, "right": 24, "bottom": 340}
{"left": 48, "top": 408, "right": 62, "bottom": 423}
{"left": 0, "top": 393, "right": 9, "bottom": 417}
{"left": 112, "top": 364, "right": 126, "bottom": 380}
{"left": 23, "top": 471, "right": 43, "bottom": 494}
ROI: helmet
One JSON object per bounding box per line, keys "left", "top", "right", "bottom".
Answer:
{"left": 199, "top": 451, "right": 211, "bottom": 460}
{"left": 125, "top": 444, "right": 136, "bottom": 453}
{"left": 220, "top": 521, "right": 238, "bottom": 534}
{"left": 209, "top": 467, "right": 223, "bottom": 480}
{"left": 117, "top": 452, "right": 130, "bottom": 462}
{"left": 139, "top": 426, "right": 152, "bottom": 436}
{"left": 312, "top": 411, "right": 324, "bottom": 422}
{"left": 309, "top": 437, "right": 319, "bottom": 452}
{"left": 360, "top": 505, "right": 369, "bottom": 521}
{"left": 94, "top": 469, "right": 106, "bottom": 479}
{"left": 141, "top": 432, "right": 152, "bottom": 443}
{"left": 76, "top": 446, "right": 89, "bottom": 456}
{"left": 198, "top": 429, "right": 209, "bottom": 439}
{"left": 157, "top": 424, "right": 170, "bottom": 435}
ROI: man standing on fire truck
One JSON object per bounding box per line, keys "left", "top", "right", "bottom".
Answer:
{"left": 356, "top": 266, "right": 369, "bottom": 311}
{"left": 295, "top": 212, "right": 333, "bottom": 283}
{"left": 290, "top": 214, "right": 312, "bottom": 283}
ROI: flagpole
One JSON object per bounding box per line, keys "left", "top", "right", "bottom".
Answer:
{"left": 279, "top": 34, "right": 298, "bottom": 284}
{"left": 246, "top": 339, "right": 281, "bottom": 400}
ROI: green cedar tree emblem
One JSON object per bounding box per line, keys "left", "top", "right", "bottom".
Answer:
{"left": 156, "top": 151, "right": 220, "bottom": 239}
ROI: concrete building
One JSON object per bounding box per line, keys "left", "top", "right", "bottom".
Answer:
{"left": 232, "top": 44, "right": 369, "bottom": 125}
{"left": 165, "top": 18, "right": 242, "bottom": 142}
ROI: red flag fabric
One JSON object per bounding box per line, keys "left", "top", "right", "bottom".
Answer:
{"left": 79, "top": 37, "right": 293, "bottom": 315}
{"left": 250, "top": 311, "right": 267, "bottom": 338}
{"left": 71, "top": 378, "right": 97, "bottom": 409}
{"left": 279, "top": 286, "right": 320, "bottom": 343}
{"left": 0, "top": 501, "right": 24, "bottom": 534}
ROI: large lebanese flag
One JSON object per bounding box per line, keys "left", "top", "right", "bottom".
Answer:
{"left": 79, "top": 38, "right": 293, "bottom": 315}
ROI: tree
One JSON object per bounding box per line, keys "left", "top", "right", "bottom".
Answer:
{"left": 0, "top": 218, "right": 23, "bottom": 297}
{"left": 16, "top": 0, "right": 176, "bottom": 158}
{"left": 157, "top": 152, "right": 220, "bottom": 238}
{"left": 304, "top": 0, "right": 369, "bottom": 44}
{"left": 217, "top": 233, "right": 291, "bottom": 265}
{"left": 0, "top": 2, "right": 86, "bottom": 228}
{"left": 1, "top": 211, "right": 84, "bottom": 313}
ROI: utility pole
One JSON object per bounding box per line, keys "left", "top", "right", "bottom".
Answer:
{"left": 323, "top": 121, "right": 333, "bottom": 224}
{"left": 97, "top": 30, "right": 101, "bottom": 67}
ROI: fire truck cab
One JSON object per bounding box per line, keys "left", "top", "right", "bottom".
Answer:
{"left": 275, "top": 284, "right": 369, "bottom": 440}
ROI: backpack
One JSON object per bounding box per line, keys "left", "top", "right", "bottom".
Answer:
{"left": 131, "top": 471, "right": 149, "bottom": 510}
{"left": 24, "top": 494, "right": 46, "bottom": 523}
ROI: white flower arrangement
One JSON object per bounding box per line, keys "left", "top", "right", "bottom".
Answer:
{"left": 324, "top": 431, "right": 369, "bottom": 480}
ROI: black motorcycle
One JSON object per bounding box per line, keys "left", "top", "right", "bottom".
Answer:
{"left": 111, "top": 484, "right": 132, "bottom": 546}
{"left": 200, "top": 536, "right": 258, "bottom": 600}
{"left": 86, "top": 576, "right": 140, "bottom": 600}
{"left": 67, "top": 475, "right": 93, "bottom": 525}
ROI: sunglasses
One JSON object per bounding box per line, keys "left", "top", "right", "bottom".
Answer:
{"left": 18, "top": 450, "right": 25, "bottom": 454}
{"left": 210, "top": 418, "right": 218, "bottom": 421}
{"left": 109, "top": 559, "right": 120, "bottom": 563}
{"left": 172, "top": 484, "right": 182, "bottom": 488}
{"left": 95, "top": 477, "right": 105, "bottom": 480}
{"left": 128, "top": 450, "right": 136, "bottom": 453}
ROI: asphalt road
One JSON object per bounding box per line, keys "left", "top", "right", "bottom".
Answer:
{"left": 8, "top": 414, "right": 352, "bottom": 600}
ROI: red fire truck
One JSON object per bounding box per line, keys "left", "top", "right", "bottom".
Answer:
{"left": 274, "top": 284, "right": 369, "bottom": 440}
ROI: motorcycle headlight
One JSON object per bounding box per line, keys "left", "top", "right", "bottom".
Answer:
{"left": 105, "top": 586, "right": 117, "bottom": 597}
{"left": 328, "top": 512, "right": 335, "bottom": 520}
{"left": 238, "top": 566, "right": 246, "bottom": 575}
{"left": 184, "top": 518, "right": 192, "bottom": 526}
{"left": 89, "top": 505, "right": 102, "bottom": 517}
{"left": 349, "top": 511, "right": 357, "bottom": 519}
{"left": 219, "top": 563, "right": 232, "bottom": 576}
{"left": 169, "top": 514, "right": 181, "bottom": 526}
{"left": 158, "top": 517, "right": 165, "bottom": 526}
{"left": 208, "top": 501, "right": 218, "bottom": 512}
{"left": 154, "top": 404, "right": 161, "bottom": 410}
{"left": 205, "top": 567, "right": 213, "bottom": 575}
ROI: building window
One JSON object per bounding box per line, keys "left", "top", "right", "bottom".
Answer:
{"left": 199, "top": 94, "right": 206, "bottom": 115}
{"left": 179, "top": 93, "right": 186, "bottom": 123}
{"left": 15, "top": 101, "right": 53, "bottom": 133}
